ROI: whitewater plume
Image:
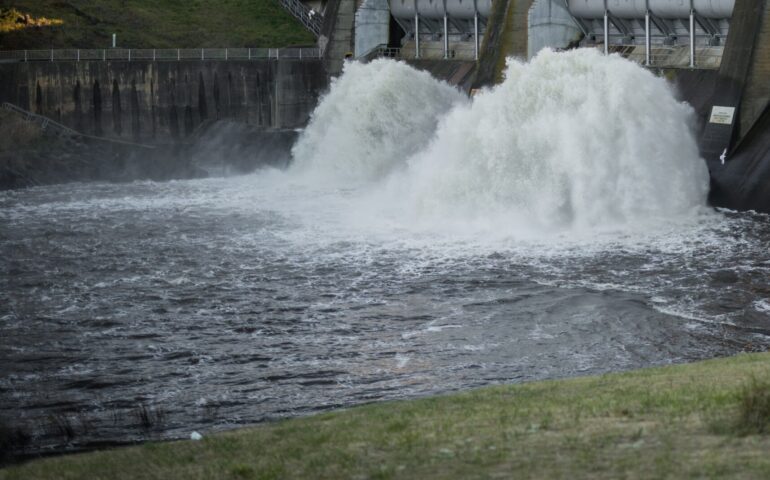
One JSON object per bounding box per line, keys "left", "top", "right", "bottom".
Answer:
{"left": 290, "top": 59, "right": 467, "bottom": 183}
{"left": 395, "top": 49, "right": 709, "bottom": 230}
{"left": 290, "top": 50, "right": 710, "bottom": 234}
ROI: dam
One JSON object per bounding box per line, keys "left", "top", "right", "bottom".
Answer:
{"left": 2, "top": 0, "right": 770, "bottom": 461}
{"left": 3, "top": 50, "right": 770, "bottom": 456}
{"left": 341, "top": 0, "right": 767, "bottom": 212}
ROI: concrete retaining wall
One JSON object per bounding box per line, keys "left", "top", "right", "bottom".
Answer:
{"left": 0, "top": 60, "right": 328, "bottom": 143}
{"left": 696, "top": 0, "right": 770, "bottom": 212}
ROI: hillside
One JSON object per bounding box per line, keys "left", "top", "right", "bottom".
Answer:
{"left": 0, "top": 0, "right": 315, "bottom": 50}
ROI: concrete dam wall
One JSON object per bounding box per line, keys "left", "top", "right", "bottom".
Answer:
{"left": 0, "top": 59, "right": 328, "bottom": 143}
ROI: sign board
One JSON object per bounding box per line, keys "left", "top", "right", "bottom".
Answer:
{"left": 709, "top": 106, "right": 736, "bottom": 125}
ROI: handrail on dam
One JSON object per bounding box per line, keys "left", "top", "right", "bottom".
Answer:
{"left": 2, "top": 102, "right": 78, "bottom": 137}
{"left": 277, "top": 0, "right": 323, "bottom": 36}
{"left": 605, "top": 44, "right": 724, "bottom": 69}
{"left": 0, "top": 47, "right": 322, "bottom": 63}
{"left": 2, "top": 102, "right": 156, "bottom": 149}
{"left": 358, "top": 44, "right": 402, "bottom": 62}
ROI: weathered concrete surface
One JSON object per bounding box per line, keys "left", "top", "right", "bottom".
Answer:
{"left": 738, "top": 1, "right": 770, "bottom": 138}
{"left": 406, "top": 60, "right": 477, "bottom": 91}
{"left": 473, "top": 0, "right": 512, "bottom": 88}
{"left": 695, "top": 0, "right": 770, "bottom": 212}
{"left": 0, "top": 110, "right": 204, "bottom": 189}
{"left": 0, "top": 110, "right": 298, "bottom": 189}
{"left": 322, "top": 0, "right": 356, "bottom": 75}
{"left": 473, "top": 0, "right": 533, "bottom": 88}
{"left": 708, "top": 102, "right": 770, "bottom": 211}
{"left": 187, "top": 121, "right": 298, "bottom": 175}
{"left": 669, "top": 69, "right": 720, "bottom": 129}
{"left": 355, "top": 0, "right": 390, "bottom": 58}
{"left": 527, "top": 0, "right": 582, "bottom": 59}
{"left": 0, "top": 60, "right": 328, "bottom": 144}
{"left": 697, "top": 0, "right": 765, "bottom": 163}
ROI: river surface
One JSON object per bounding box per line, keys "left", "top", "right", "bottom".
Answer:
{"left": 1, "top": 174, "right": 770, "bottom": 455}
{"left": 3, "top": 52, "right": 770, "bottom": 456}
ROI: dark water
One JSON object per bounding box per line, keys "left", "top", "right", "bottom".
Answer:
{"left": 1, "top": 175, "right": 769, "bottom": 456}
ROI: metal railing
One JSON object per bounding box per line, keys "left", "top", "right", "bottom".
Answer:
{"left": 2, "top": 102, "right": 78, "bottom": 137}
{"left": 358, "top": 44, "right": 402, "bottom": 62}
{"left": 605, "top": 44, "right": 723, "bottom": 69}
{"left": 278, "top": 0, "right": 323, "bottom": 36}
{"left": 2, "top": 102, "right": 156, "bottom": 148}
{"left": 0, "top": 47, "right": 322, "bottom": 63}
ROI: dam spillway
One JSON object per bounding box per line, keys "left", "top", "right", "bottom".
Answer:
{"left": 3, "top": 54, "right": 770, "bottom": 457}
{"left": 4, "top": 0, "right": 770, "bottom": 461}
{"left": 388, "top": 0, "right": 494, "bottom": 59}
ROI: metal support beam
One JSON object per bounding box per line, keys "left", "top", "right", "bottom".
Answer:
{"left": 603, "top": 0, "right": 609, "bottom": 54}
{"left": 609, "top": 16, "right": 632, "bottom": 38}
{"left": 474, "top": 3, "right": 479, "bottom": 60}
{"left": 689, "top": 6, "right": 695, "bottom": 67}
{"left": 650, "top": 15, "right": 674, "bottom": 37}
{"left": 415, "top": 14, "right": 420, "bottom": 58}
{"left": 695, "top": 14, "right": 720, "bottom": 36}
{"left": 444, "top": 13, "right": 449, "bottom": 59}
{"left": 645, "top": 11, "right": 651, "bottom": 65}
{"left": 414, "top": 0, "right": 420, "bottom": 59}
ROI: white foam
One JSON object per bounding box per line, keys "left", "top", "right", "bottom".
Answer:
{"left": 374, "top": 49, "right": 708, "bottom": 236}
{"left": 394, "top": 354, "right": 411, "bottom": 369}
{"left": 290, "top": 59, "right": 467, "bottom": 184}
{"left": 274, "top": 50, "right": 712, "bottom": 246}
{"left": 754, "top": 299, "right": 770, "bottom": 314}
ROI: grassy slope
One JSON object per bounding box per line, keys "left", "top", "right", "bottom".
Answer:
{"left": 0, "top": 0, "right": 315, "bottom": 49}
{"left": 2, "top": 352, "right": 770, "bottom": 479}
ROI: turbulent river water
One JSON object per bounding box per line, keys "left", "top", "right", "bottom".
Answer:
{"left": 2, "top": 50, "right": 770, "bottom": 455}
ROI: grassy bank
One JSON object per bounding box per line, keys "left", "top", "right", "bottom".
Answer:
{"left": 2, "top": 353, "right": 770, "bottom": 479}
{"left": 0, "top": 1, "right": 314, "bottom": 50}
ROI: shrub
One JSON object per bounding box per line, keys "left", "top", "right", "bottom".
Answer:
{"left": 735, "top": 376, "right": 770, "bottom": 435}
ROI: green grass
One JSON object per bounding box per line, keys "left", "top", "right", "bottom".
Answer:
{"left": 735, "top": 376, "right": 770, "bottom": 435}
{"left": 0, "top": 1, "right": 315, "bottom": 49}
{"left": 3, "top": 352, "right": 770, "bottom": 479}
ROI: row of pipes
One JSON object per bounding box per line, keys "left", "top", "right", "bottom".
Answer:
{"left": 394, "top": 0, "right": 730, "bottom": 65}
{"left": 413, "top": 9, "right": 480, "bottom": 59}
{"left": 392, "top": 0, "right": 489, "bottom": 60}
{"left": 599, "top": 0, "right": 698, "bottom": 67}
{"left": 582, "top": 0, "right": 734, "bottom": 67}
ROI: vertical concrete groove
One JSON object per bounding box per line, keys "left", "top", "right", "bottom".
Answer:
{"left": 739, "top": 1, "right": 770, "bottom": 137}
{"left": 0, "top": 60, "right": 327, "bottom": 143}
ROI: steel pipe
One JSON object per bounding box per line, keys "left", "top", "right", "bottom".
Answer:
{"left": 603, "top": 8, "right": 609, "bottom": 54}
{"left": 690, "top": 4, "right": 695, "bottom": 67}
{"left": 391, "top": 0, "right": 492, "bottom": 20}
{"left": 444, "top": 12, "right": 449, "bottom": 59}
{"left": 474, "top": 9, "right": 479, "bottom": 60}
{"left": 568, "top": 0, "right": 733, "bottom": 19}
{"left": 645, "top": 10, "right": 651, "bottom": 65}
{"left": 415, "top": 12, "right": 420, "bottom": 58}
